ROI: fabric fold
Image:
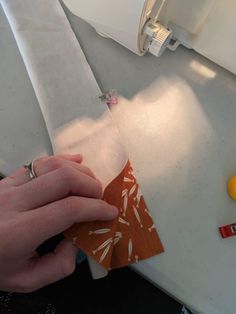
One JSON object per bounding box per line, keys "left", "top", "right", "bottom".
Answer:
{"left": 1, "top": 0, "right": 164, "bottom": 278}
{"left": 65, "top": 161, "right": 164, "bottom": 270}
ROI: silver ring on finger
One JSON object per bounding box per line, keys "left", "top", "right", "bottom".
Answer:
{"left": 24, "top": 160, "right": 37, "bottom": 180}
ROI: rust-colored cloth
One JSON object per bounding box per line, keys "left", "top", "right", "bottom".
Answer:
{"left": 65, "top": 161, "right": 164, "bottom": 270}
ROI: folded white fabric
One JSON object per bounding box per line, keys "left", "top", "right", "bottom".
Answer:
{"left": 1, "top": 0, "right": 129, "bottom": 278}
{"left": 1, "top": 0, "right": 164, "bottom": 279}
{"left": 1, "top": 0, "right": 127, "bottom": 182}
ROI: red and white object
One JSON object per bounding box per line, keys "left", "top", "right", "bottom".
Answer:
{"left": 219, "top": 223, "right": 236, "bottom": 239}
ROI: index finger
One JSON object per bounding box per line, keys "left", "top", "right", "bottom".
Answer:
{"left": 21, "top": 196, "right": 118, "bottom": 249}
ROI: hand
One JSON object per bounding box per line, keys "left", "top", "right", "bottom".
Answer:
{"left": 0, "top": 155, "right": 118, "bottom": 293}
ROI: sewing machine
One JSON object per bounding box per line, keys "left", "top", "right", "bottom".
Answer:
{"left": 1, "top": 1, "right": 236, "bottom": 313}
{"left": 63, "top": 0, "right": 236, "bottom": 75}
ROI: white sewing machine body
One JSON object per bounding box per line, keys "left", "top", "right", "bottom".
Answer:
{"left": 63, "top": 0, "right": 236, "bottom": 75}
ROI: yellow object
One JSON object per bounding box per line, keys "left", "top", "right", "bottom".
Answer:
{"left": 227, "top": 176, "right": 236, "bottom": 201}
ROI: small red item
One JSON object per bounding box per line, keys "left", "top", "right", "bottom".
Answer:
{"left": 219, "top": 223, "right": 236, "bottom": 239}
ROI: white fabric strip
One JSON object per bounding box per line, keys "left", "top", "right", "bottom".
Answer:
{"left": 1, "top": 0, "right": 127, "bottom": 187}
{"left": 1, "top": 0, "right": 127, "bottom": 278}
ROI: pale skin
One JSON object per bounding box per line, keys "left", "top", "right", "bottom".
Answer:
{"left": 0, "top": 154, "right": 118, "bottom": 293}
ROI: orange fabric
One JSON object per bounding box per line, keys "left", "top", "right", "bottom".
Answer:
{"left": 64, "top": 161, "right": 164, "bottom": 270}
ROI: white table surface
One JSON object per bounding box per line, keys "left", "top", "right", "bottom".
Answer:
{"left": 1, "top": 3, "right": 236, "bottom": 313}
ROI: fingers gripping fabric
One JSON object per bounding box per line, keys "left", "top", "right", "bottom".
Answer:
{"left": 2, "top": 0, "right": 164, "bottom": 277}
{"left": 65, "top": 161, "right": 164, "bottom": 270}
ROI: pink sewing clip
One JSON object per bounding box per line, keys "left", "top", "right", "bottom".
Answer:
{"left": 99, "top": 90, "right": 118, "bottom": 107}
